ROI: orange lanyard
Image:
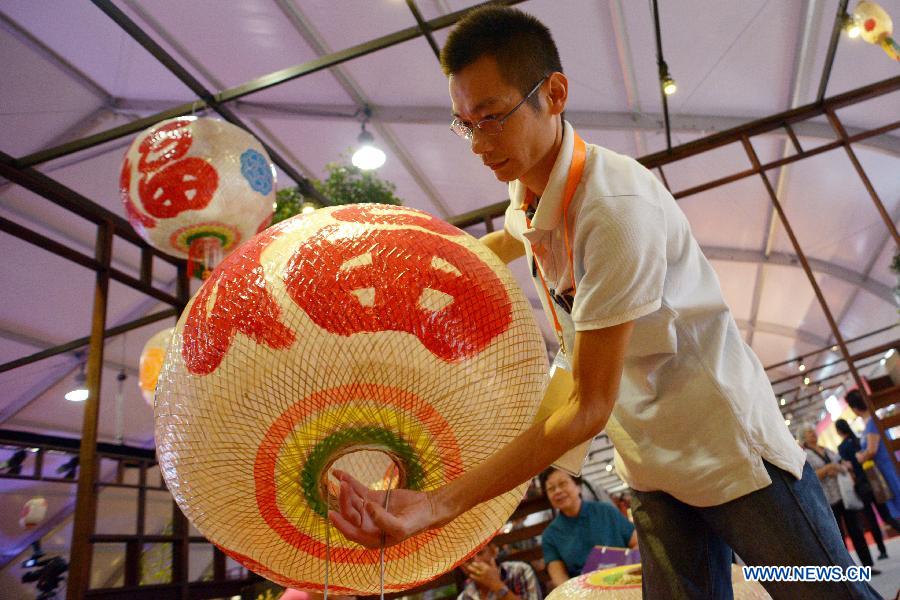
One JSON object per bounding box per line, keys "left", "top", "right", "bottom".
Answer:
{"left": 521, "top": 132, "right": 587, "bottom": 356}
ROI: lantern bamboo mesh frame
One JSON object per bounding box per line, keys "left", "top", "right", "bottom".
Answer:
{"left": 155, "top": 206, "right": 548, "bottom": 593}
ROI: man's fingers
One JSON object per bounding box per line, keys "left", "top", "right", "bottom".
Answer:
{"left": 329, "top": 510, "right": 379, "bottom": 548}
{"left": 338, "top": 480, "right": 361, "bottom": 527}
{"left": 365, "top": 500, "right": 406, "bottom": 541}
{"left": 340, "top": 472, "right": 378, "bottom": 501}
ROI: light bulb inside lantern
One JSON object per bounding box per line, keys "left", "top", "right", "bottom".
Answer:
{"left": 845, "top": 13, "right": 862, "bottom": 38}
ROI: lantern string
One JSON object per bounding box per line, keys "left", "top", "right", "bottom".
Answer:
{"left": 380, "top": 463, "right": 397, "bottom": 600}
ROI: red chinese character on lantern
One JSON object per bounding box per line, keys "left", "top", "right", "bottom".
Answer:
{"left": 120, "top": 158, "right": 156, "bottom": 229}
{"left": 283, "top": 227, "right": 511, "bottom": 362}
{"left": 332, "top": 205, "right": 461, "bottom": 236}
{"left": 133, "top": 118, "right": 219, "bottom": 221}
{"left": 182, "top": 227, "right": 295, "bottom": 375}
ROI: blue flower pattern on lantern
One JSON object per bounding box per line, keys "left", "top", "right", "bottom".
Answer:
{"left": 240, "top": 149, "right": 273, "bottom": 195}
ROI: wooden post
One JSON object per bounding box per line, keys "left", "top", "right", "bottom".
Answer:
{"left": 66, "top": 222, "right": 113, "bottom": 599}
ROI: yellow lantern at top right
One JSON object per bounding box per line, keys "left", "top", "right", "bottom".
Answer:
{"left": 852, "top": 1, "right": 900, "bottom": 60}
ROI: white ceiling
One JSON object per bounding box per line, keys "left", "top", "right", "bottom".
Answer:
{"left": 1, "top": 0, "right": 899, "bottom": 587}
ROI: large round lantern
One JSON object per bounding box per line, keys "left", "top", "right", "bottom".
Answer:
{"left": 119, "top": 116, "right": 276, "bottom": 274}
{"left": 139, "top": 327, "right": 175, "bottom": 406}
{"left": 546, "top": 565, "right": 770, "bottom": 600}
{"left": 155, "top": 204, "right": 547, "bottom": 594}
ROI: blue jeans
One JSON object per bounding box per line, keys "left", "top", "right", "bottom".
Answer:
{"left": 630, "top": 460, "right": 882, "bottom": 599}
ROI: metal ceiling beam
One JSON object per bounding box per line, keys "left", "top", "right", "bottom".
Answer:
{"left": 734, "top": 319, "right": 827, "bottom": 347}
{"left": 702, "top": 246, "right": 894, "bottom": 303}
{"left": 105, "top": 99, "right": 900, "bottom": 158}
{"left": 17, "top": 0, "right": 525, "bottom": 169}
{"left": 275, "top": 0, "right": 452, "bottom": 217}
{"left": 744, "top": 0, "right": 824, "bottom": 348}
{"left": 0, "top": 150, "right": 180, "bottom": 268}
{"left": 640, "top": 75, "right": 900, "bottom": 168}
{"left": 0, "top": 11, "right": 111, "bottom": 103}
{"left": 89, "top": 0, "right": 328, "bottom": 206}
{"left": 608, "top": 0, "right": 648, "bottom": 156}
{"left": 0, "top": 281, "right": 177, "bottom": 424}
{"left": 120, "top": 0, "right": 317, "bottom": 183}
{"left": 406, "top": 0, "right": 442, "bottom": 61}
{"left": 816, "top": 0, "right": 850, "bottom": 102}
{"left": 649, "top": 0, "right": 672, "bottom": 151}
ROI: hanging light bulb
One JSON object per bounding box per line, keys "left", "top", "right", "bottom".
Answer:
{"left": 65, "top": 360, "right": 88, "bottom": 402}
{"left": 351, "top": 107, "right": 386, "bottom": 171}
{"left": 845, "top": 13, "right": 862, "bottom": 38}
{"left": 662, "top": 75, "right": 677, "bottom": 95}
{"left": 659, "top": 60, "right": 677, "bottom": 96}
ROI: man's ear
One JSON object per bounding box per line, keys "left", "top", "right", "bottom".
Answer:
{"left": 546, "top": 71, "right": 568, "bottom": 116}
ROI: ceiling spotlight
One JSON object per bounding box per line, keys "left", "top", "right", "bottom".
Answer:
{"left": 803, "top": 376, "right": 811, "bottom": 386}
{"left": 605, "top": 463, "right": 613, "bottom": 472}
{"left": 780, "top": 397, "right": 787, "bottom": 406}
{"left": 784, "top": 418, "right": 791, "bottom": 426}
{"left": 65, "top": 361, "right": 88, "bottom": 402}
{"left": 351, "top": 107, "right": 386, "bottom": 171}
{"left": 662, "top": 75, "right": 677, "bottom": 95}
{"left": 798, "top": 357, "right": 806, "bottom": 372}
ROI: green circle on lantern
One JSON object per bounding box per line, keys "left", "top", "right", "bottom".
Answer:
{"left": 299, "top": 426, "right": 426, "bottom": 518}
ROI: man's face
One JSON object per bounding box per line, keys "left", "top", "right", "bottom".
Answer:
{"left": 449, "top": 55, "right": 550, "bottom": 184}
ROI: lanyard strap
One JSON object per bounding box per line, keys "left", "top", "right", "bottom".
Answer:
{"left": 522, "top": 132, "right": 587, "bottom": 355}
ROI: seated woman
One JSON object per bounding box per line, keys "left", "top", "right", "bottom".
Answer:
{"left": 538, "top": 468, "right": 637, "bottom": 587}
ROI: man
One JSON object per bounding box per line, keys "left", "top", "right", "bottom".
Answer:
{"left": 457, "top": 542, "right": 542, "bottom": 600}
{"left": 330, "top": 7, "right": 881, "bottom": 599}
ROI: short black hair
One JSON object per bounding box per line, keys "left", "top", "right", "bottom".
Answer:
{"left": 834, "top": 418, "right": 854, "bottom": 438}
{"left": 440, "top": 6, "right": 562, "bottom": 109}
{"left": 538, "top": 467, "right": 582, "bottom": 498}
{"left": 845, "top": 389, "right": 867, "bottom": 412}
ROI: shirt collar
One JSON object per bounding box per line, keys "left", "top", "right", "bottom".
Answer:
{"left": 510, "top": 120, "right": 576, "bottom": 232}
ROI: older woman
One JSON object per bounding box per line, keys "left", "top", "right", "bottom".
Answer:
{"left": 538, "top": 468, "right": 636, "bottom": 587}
{"left": 800, "top": 427, "right": 877, "bottom": 573}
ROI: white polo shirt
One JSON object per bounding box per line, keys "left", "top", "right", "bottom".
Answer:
{"left": 504, "top": 121, "right": 806, "bottom": 507}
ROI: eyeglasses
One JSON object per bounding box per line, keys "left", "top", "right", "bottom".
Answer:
{"left": 450, "top": 76, "right": 547, "bottom": 141}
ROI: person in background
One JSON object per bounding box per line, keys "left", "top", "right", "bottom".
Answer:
{"left": 801, "top": 427, "right": 879, "bottom": 575}
{"left": 845, "top": 390, "right": 900, "bottom": 521}
{"left": 835, "top": 417, "right": 899, "bottom": 560}
{"left": 538, "top": 468, "right": 636, "bottom": 587}
{"left": 457, "top": 541, "right": 542, "bottom": 600}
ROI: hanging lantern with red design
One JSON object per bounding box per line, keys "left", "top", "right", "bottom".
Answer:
{"left": 852, "top": 1, "right": 900, "bottom": 61}
{"left": 154, "top": 204, "right": 548, "bottom": 594}
{"left": 120, "top": 117, "right": 276, "bottom": 276}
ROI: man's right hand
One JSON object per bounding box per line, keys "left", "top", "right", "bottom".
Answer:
{"left": 328, "top": 470, "right": 441, "bottom": 548}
